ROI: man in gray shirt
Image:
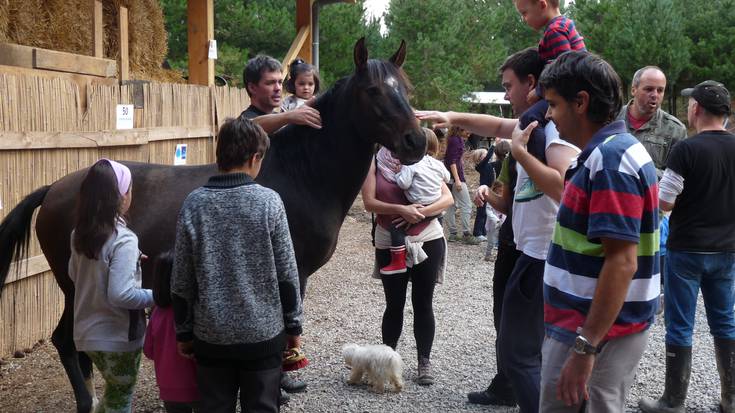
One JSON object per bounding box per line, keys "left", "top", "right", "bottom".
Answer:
{"left": 617, "top": 66, "right": 687, "bottom": 174}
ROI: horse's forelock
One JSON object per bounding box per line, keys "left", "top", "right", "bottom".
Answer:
{"left": 365, "top": 59, "right": 413, "bottom": 97}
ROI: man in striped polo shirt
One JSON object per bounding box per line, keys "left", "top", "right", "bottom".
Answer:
{"left": 537, "top": 52, "right": 660, "bottom": 411}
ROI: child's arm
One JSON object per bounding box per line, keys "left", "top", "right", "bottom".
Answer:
{"left": 107, "top": 233, "right": 153, "bottom": 310}
{"left": 269, "top": 195, "right": 303, "bottom": 340}
{"left": 394, "top": 164, "right": 414, "bottom": 190}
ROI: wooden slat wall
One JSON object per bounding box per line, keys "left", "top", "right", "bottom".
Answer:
{"left": 0, "top": 71, "right": 249, "bottom": 357}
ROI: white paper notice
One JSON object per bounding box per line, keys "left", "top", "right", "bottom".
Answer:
{"left": 208, "top": 39, "right": 218, "bottom": 60}
{"left": 174, "top": 144, "right": 188, "bottom": 165}
{"left": 116, "top": 104, "right": 134, "bottom": 129}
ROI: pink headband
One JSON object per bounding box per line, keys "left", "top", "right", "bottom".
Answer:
{"left": 100, "top": 159, "right": 132, "bottom": 196}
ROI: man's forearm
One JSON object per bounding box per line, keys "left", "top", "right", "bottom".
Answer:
{"left": 253, "top": 112, "right": 289, "bottom": 134}
{"left": 447, "top": 111, "right": 519, "bottom": 138}
{"left": 581, "top": 240, "right": 638, "bottom": 346}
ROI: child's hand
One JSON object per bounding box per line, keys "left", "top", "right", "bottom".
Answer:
{"left": 526, "top": 89, "right": 541, "bottom": 106}
{"left": 390, "top": 163, "right": 402, "bottom": 173}
{"left": 177, "top": 341, "right": 195, "bottom": 359}
{"left": 287, "top": 335, "right": 302, "bottom": 349}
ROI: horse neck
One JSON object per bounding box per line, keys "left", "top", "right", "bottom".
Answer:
{"left": 263, "top": 88, "right": 374, "bottom": 215}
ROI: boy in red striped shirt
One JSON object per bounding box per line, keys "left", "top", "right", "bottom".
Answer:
{"left": 514, "top": 0, "right": 586, "bottom": 104}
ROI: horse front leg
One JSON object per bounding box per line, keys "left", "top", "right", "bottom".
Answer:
{"left": 51, "top": 297, "right": 94, "bottom": 413}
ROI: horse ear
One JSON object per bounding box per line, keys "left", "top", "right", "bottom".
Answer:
{"left": 389, "top": 40, "right": 407, "bottom": 68}
{"left": 354, "top": 37, "right": 368, "bottom": 72}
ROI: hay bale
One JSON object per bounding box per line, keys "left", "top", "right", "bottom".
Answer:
{"left": 0, "top": 0, "right": 178, "bottom": 82}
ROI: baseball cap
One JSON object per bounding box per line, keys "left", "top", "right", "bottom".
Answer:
{"left": 681, "top": 80, "right": 731, "bottom": 115}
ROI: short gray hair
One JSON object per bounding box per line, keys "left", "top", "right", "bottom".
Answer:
{"left": 632, "top": 66, "right": 665, "bottom": 87}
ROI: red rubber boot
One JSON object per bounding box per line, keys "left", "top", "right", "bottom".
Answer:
{"left": 380, "top": 247, "right": 407, "bottom": 275}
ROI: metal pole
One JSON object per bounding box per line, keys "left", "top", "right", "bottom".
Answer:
{"left": 312, "top": 1, "right": 320, "bottom": 70}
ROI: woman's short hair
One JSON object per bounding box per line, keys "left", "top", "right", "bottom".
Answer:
{"left": 216, "top": 117, "right": 270, "bottom": 172}
{"left": 540, "top": 51, "right": 623, "bottom": 124}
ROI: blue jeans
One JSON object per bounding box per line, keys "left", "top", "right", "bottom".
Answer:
{"left": 665, "top": 250, "right": 735, "bottom": 346}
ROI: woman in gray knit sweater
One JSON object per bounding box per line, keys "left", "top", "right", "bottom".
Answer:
{"left": 69, "top": 159, "right": 154, "bottom": 412}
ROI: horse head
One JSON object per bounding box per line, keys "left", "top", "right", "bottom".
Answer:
{"left": 345, "top": 37, "right": 426, "bottom": 165}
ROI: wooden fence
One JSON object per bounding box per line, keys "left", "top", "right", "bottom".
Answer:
{"left": 0, "top": 69, "right": 250, "bottom": 357}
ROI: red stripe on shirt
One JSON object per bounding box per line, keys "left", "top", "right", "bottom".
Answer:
{"left": 589, "top": 189, "right": 644, "bottom": 218}
{"left": 545, "top": 304, "right": 651, "bottom": 341}
{"left": 561, "top": 182, "right": 589, "bottom": 215}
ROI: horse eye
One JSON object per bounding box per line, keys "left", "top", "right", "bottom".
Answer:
{"left": 366, "top": 86, "right": 381, "bottom": 96}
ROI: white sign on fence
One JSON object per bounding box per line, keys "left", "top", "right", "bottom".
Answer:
{"left": 174, "top": 144, "right": 188, "bottom": 165}
{"left": 116, "top": 104, "right": 134, "bottom": 129}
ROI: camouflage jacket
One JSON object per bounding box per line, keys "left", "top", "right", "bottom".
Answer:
{"left": 617, "top": 102, "right": 688, "bottom": 173}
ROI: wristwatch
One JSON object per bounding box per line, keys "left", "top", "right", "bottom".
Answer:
{"left": 573, "top": 334, "right": 598, "bottom": 355}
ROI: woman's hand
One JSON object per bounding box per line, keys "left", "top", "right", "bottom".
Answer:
{"left": 393, "top": 204, "right": 425, "bottom": 228}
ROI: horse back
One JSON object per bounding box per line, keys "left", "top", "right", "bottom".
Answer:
{"left": 36, "top": 162, "right": 217, "bottom": 292}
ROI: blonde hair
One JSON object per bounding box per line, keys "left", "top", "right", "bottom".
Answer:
{"left": 423, "top": 128, "right": 439, "bottom": 156}
{"left": 470, "top": 149, "right": 488, "bottom": 164}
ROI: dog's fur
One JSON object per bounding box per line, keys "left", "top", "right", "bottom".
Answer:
{"left": 342, "top": 343, "right": 404, "bottom": 393}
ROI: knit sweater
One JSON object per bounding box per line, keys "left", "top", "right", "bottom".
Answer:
{"left": 171, "top": 172, "right": 303, "bottom": 362}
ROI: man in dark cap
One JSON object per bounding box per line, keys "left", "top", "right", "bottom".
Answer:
{"left": 640, "top": 80, "right": 735, "bottom": 413}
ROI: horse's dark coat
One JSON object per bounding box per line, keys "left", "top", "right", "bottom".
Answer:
{"left": 0, "top": 38, "right": 424, "bottom": 412}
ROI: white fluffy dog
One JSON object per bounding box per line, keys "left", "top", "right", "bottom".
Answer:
{"left": 342, "top": 343, "right": 404, "bottom": 393}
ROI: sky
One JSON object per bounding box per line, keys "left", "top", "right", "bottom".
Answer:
{"left": 364, "top": 0, "right": 390, "bottom": 20}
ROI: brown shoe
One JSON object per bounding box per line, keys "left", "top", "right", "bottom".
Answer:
{"left": 416, "top": 357, "right": 434, "bottom": 386}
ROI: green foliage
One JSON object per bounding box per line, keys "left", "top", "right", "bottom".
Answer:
{"left": 569, "top": 0, "right": 690, "bottom": 91}
{"left": 159, "top": 0, "right": 735, "bottom": 111}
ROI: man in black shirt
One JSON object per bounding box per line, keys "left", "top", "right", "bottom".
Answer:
{"left": 640, "top": 80, "right": 735, "bottom": 413}
{"left": 241, "top": 55, "right": 321, "bottom": 132}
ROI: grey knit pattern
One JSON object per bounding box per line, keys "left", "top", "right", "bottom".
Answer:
{"left": 172, "top": 181, "right": 303, "bottom": 345}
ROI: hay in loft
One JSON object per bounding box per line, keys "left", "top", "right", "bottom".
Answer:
{"left": 0, "top": 0, "right": 183, "bottom": 83}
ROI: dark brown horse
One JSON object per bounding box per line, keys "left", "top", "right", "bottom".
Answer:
{"left": 0, "top": 38, "right": 425, "bottom": 412}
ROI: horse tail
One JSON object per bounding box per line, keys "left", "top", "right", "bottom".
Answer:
{"left": 0, "top": 185, "right": 51, "bottom": 296}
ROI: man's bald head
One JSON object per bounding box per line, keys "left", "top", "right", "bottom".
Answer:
{"left": 631, "top": 66, "right": 667, "bottom": 119}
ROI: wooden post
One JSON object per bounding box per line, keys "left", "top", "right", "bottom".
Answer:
{"left": 187, "top": 0, "right": 214, "bottom": 86}
{"left": 118, "top": 6, "right": 129, "bottom": 81}
{"left": 295, "top": 0, "right": 312, "bottom": 64}
{"left": 92, "top": 0, "right": 103, "bottom": 58}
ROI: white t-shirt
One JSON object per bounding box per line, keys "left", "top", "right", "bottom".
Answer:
{"left": 512, "top": 121, "right": 579, "bottom": 260}
{"left": 395, "top": 155, "right": 450, "bottom": 205}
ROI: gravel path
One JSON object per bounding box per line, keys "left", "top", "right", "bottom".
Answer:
{"left": 0, "top": 207, "right": 724, "bottom": 412}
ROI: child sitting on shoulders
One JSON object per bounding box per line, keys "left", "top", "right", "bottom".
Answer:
{"left": 378, "top": 128, "right": 450, "bottom": 275}
{"left": 281, "top": 58, "right": 320, "bottom": 112}
{"left": 513, "top": 0, "right": 586, "bottom": 105}
{"left": 144, "top": 251, "right": 200, "bottom": 413}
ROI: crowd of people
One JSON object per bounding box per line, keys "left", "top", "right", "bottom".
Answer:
{"left": 63, "top": 0, "right": 734, "bottom": 412}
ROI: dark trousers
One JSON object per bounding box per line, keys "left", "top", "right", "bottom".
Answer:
{"left": 164, "top": 401, "right": 199, "bottom": 413}
{"left": 473, "top": 205, "right": 487, "bottom": 237}
{"left": 377, "top": 238, "right": 444, "bottom": 359}
{"left": 197, "top": 362, "right": 281, "bottom": 413}
{"left": 488, "top": 242, "right": 521, "bottom": 399}
{"left": 497, "top": 253, "right": 545, "bottom": 413}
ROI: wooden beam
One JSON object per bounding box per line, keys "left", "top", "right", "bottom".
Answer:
{"left": 0, "top": 43, "right": 116, "bottom": 77}
{"left": 0, "top": 126, "right": 214, "bottom": 150}
{"left": 187, "top": 0, "right": 214, "bottom": 86}
{"left": 5, "top": 256, "right": 51, "bottom": 285}
{"left": 295, "top": 0, "right": 313, "bottom": 64}
{"left": 92, "top": 0, "right": 104, "bottom": 58}
{"left": 282, "top": 26, "right": 310, "bottom": 78}
{"left": 118, "top": 6, "right": 129, "bottom": 81}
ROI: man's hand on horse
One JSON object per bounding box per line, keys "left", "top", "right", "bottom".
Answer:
{"left": 414, "top": 110, "right": 452, "bottom": 129}
{"left": 288, "top": 104, "right": 322, "bottom": 129}
{"left": 474, "top": 184, "right": 491, "bottom": 207}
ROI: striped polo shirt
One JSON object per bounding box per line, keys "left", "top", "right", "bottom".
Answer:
{"left": 539, "top": 16, "right": 586, "bottom": 64}
{"left": 543, "top": 120, "right": 660, "bottom": 345}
